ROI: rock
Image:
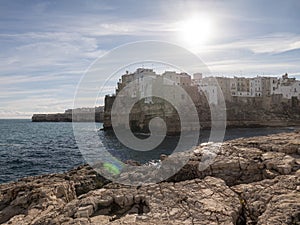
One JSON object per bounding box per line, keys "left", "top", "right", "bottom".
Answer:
{"left": 65, "top": 165, "right": 110, "bottom": 196}
{"left": 232, "top": 174, "right": 300, "bottom": 225}
{"left": 159, "top": 154, "right": 168, "bottom": 161}
{"left": 0, "top": 165, "right": 109, "bottom": 224}
{"left": 230, "top": 132, "right": 300, "bottom": 154}
{"left": 167, "top": 131, "right": 300, "bottom": 186}
{"left": 262, "top": 152, "right": 296, "bottom": 175}
{"left": 75, "top": 205, "right": 94, "bottom": 218}
{"left": 62, "top": 177, "right": 241, "bottom": 225}
{"left": 0, "top": 131, "right": 299, "bottom": 224}
{"left": 0, "top": 177, "right": 76, "bottom": 224}
{"left": 124, "top": 160, "right": 141, "bottom": 166}
{"left": 1, "top": 176, "right": 242, "bottom": 225}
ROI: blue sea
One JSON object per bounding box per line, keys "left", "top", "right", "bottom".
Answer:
{"left": 0, "top": 119, "right": 297, "bottom": 184}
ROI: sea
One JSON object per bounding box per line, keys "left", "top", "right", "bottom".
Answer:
{"left": 0, "top": 119, "right": 297, "bottom": 184}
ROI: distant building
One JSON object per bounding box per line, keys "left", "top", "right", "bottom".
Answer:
{"left": 192, "top": 73, "right": 203, "bottom": 85}
{"left": 116, "top": 68, "right": 157, "bottom": 103}
{"left": 272, "top": 73, "right": 300, "bottom": 99}
{"left": 249, "top": 77, "right": 262, "bottom": 97}
{"left": 162, "top": 71, "right": 191, "bottom": 86}
{"left": 249, "top": 76, "right": 271, "bottom": 97}
{"left": 199, "top": 83, "right": 218, "bottom": 105}
{"left": 230, "top": 77, "right": 250, "bottom": 97}
{"left": 193, "top": 76, "right": 218, "bottom": 105}
{"left": 215, "top": 77, "right": 232, "bottom": 101}
{"left": 114, "top": 69, "right": 300, "bottom": 104}
{"left": 103, "top": 69, "right": 300, "bottom": 132}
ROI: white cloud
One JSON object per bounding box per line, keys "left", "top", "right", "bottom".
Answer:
{"left": 200, "top": 33, "right": 300, "bottom": 54}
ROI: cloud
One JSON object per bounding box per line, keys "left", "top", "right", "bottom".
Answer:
{"left": 1, "top": 0, "right": 300, "bottom": 118}
{"left": 201, "top": 33, "right": 300, "bottom": 54}
{"left": 0, "top": 32, "right": 104, "bottom": 73}
{"left": 0, "top": 72, "right": 82, "bottom": 85}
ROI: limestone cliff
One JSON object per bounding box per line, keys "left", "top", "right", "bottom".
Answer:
{"left": 32, "top": 107, "right": 104, "bottom": 123}
{"left": 103, "top": 93, "right": 300, "bottom": 133}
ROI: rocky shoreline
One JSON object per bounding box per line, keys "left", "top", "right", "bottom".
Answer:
{"left": 32, "top": 113, "right": 103, "bottom": 123}
{"left": 32, "top": 107, "right": 104, "bottom": 123}
{"left": 0, "top": 132, "right": 299, "bottom": 224}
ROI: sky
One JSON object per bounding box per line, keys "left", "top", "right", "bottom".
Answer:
{"left": 1, "top": 0, "right": 300, "bottom": 118}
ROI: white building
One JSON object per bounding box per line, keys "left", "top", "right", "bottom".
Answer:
{"left": 230, "top": 77, "right": 251, "bottom": 97}
{"left": 250, "top": 77, "right": 262, "bottom": 97}
{"left": 118, "top": 69, "right": 300, "bottom": 103}
{"left": 199, "top": 84, "right": 218, "bottom": 105}
{"left": 272, "top": 73, "right": 300, "bottom": 99}
{"left": 192, "top": 73, "right": 203, "bottom": 86}
{"left": 117, "top": 68, "right": 157, "bottom": 102}
{"left": 192, "top": 76, "right": 219, "bottom": 105}
{"left": 134, "top": 68, "right": 157, "bottom": 103}
{"left": 162, "top": 71, "right": 191, "bottom": 86}
{"left": 270, "top": 77, "right": 279, "bottom": 95}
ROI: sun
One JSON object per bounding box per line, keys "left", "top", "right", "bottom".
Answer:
{"left": 178, "top": 14, "right": 213, "bottom": 51}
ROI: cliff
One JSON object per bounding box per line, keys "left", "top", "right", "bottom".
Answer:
{"left": 32, "top": 107, "right": 104, "bottom": 123}
{"left": 103, "top": 91, "right": 300, "bottom": 133}
{"left": 0, "top": 131, "right": 299, "bottom": 224}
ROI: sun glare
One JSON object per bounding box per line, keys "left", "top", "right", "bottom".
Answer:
{"left": 178, "top": 14, "right": 213, "bottom": 51}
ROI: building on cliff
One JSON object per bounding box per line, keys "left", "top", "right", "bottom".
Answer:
{"left": 103, "top": 69, "right": 300, "bottom": 132}
{"left": 271, "top": 73, "right": 300, "bottom": 99}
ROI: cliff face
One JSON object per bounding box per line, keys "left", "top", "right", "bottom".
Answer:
{"left": 32, "top": 113, "right": 73, "bottom": 122}
{"left": 0, "top": 131, "right": 299, "bottom": 224}
{"left": 32, "top": 112, "right": 104, "bottom": 123}
{"left": 103, "top": 93, "right": 300, "bottom": 133}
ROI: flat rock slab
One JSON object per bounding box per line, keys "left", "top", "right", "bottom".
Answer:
{"left": 232, "top": 174, "right": 300, "bottom": 225}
